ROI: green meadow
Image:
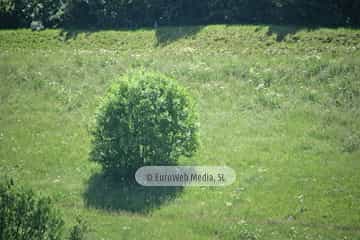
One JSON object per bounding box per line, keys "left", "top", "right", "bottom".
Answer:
{"left": 0, "top": 25, "right": 360, "bottom": 239}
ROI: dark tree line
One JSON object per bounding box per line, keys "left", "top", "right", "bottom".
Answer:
{"left": 1, "top": 0, "right": 359, "bottom": 29}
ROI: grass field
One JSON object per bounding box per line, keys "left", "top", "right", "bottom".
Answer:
{"left": 1, "top": 25, "right": 360, "bottom": 239}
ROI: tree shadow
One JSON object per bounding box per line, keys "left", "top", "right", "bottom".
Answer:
{"left": 264, "top": 24, "right": 316, "bottom": 42}
{"left": 59, "top": 29, "right": 94, "bottom": 41}
{"left": 58, "top": 25, "right": 203, "bottom": 46}
{"left": 83, "top": 171, "right": 183, "bottom": 214}
{"left": 155, "top": 25, "right": 203, "bottom": 46}
{"left": 58, "top": 22, "right": 358, "bottom": 46}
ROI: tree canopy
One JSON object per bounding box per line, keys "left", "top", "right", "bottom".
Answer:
{"left": 1, "top": 0, "right": 359, "bottom": 28}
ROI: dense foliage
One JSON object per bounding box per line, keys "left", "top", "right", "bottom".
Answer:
{"left": 0, "top": 0, "right": 359, "bottom": 28}
{"left": 68, "top": 218, "right": 89, "bottom": 240}
{"left": 0, "top": 178, "right": 88, "bottom": 240}
{"left": 0, "top": 178, "right": 63, "bottom": 240}
{"left": 91, "top": 70, "right": 199, "bottom": 175}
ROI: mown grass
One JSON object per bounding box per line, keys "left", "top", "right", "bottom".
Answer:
{"left": 0, "top": 25, "right": 360, "bottom": 239}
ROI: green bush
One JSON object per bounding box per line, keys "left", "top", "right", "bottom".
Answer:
{"left": 0, "top": 178, "right": 64, "bottom": 240}
{"left": 0, "top": 0, "right": 66, "bottom": 28}
{"left": 91, "top": 70, "right": 199, "bottom": 176}
{"left": 0, "top": 178, "right": 89, "bottom": 240}
{"left": 68, "top": 217, "right": 89, "bottom": 240}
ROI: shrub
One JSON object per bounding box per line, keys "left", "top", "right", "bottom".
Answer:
{"left": 68, "top": 217, "right": 89, "bottom": 240}
{"left": 0, "top": 178, "right": 64, "bottom": 240}
{"left": 91, "top": 70, "right": 199, "bottom": 176}
{"left": 0, "top": 178, "right": 89, "bottom": 240}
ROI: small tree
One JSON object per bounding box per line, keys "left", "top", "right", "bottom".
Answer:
{"left": 0, "top": 178, "right": 89, "bottom": 240}
{"left": 0, "top": 178, "right": 64, "bottom": 240}
{"left": 91, "top": 70, "right": 199, "bottom": 176}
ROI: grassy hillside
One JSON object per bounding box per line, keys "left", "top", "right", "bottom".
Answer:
{"left": 0, "top": 25, "right": 360, "bottom": 240}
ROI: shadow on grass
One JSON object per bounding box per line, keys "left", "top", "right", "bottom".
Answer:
{"left": 83, "top": 171, "right": 183, "bottom": 214}
{"left": 59, "top": 22, "right": 359, "bottom": 47}
{"left": 155, "top": 25, "right": 203, "bottom": 46}
{"left": 59, "top": 29, "right": 94, "bottom": 41}
{"left": 263, "top": 24, "right": 321, "bottom": 41}
{"left": 265, "top": 25, "right": 306, "bottom": 41}
{"left": 58, "top": 25, "right": 203, "bottom": 46}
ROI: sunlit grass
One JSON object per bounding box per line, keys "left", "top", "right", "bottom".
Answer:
{"left": 0, "top": 25, "right": 360, "bottom": 239}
